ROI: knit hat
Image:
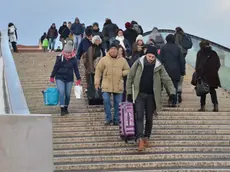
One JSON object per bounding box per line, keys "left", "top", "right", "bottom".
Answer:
{"left": 136, "top": 35, "right": 144, "bottom": 42}
{"left": 63, "top": 40, "right": 74, "bottom": 53}
{"left": 146, "top": 45, "right": 158, "bottom": 56}
{"left": 108, "top": 42, "right": 119, "bottom": 50}
{"left": 125, "top": 22, "right": 132, "bottom": 29}
{"left": 93, "top": 22, "right": 99, "bottom": 27}
{"left": 92, "top": 35, "right": 102, "bottom": 44}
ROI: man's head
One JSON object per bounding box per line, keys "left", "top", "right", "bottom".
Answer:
{"left": 92, "top": 22, "right": 99, "bottom": 30}
{"left": 145, "top": 45, "right": 158, "bottom": 63}
{"left": 108, "top": 43, "right": 118, "bottom": 58}
{"left": 63, "top": 21, "right": 67, "bottom": 26}
{"left": 166, "top": 34, "right": 175, "bottom": 44}
{"left": 85, "top": 28, "right": 93, "bottom": 40}
{"left": 75, "top": 17, "right": 80, "bottom": 24}
{"left": 68, "top": 22, "right": 71, "bottom": 28}
{"left": 51, "top": 23, "right": 56, "bottom": 28}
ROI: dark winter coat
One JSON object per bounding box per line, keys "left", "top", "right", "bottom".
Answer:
{"left": 124, "top": 28, "right": 138, "bottom": 47}
{"left": 51, "top": 56, "right": 81, "bottom": 82}
{"left": 92, "top": 29, "right": 103, "bottom": 39}
{"left": 102, "top": 23, "right": 118, "bottom": 41}
{"left": 70, "top": 23, "right": 84, "bottom": 35}
{"left": 47, "top": 27, "right": 58, "bottom": 39}
{"left": 76, "top": 38, "right": 92, "bottom": 59}
{"left": 195, "top": 47, "right": 221, "bottom": 88}
{"left": 59, "top": 25, "right": 70, "bottom": 39}
{"left": 160, "top": 43, "right": 185, "bottom": 81}
{"left": 175, "top": 31, "right": 188, "bottom": 54}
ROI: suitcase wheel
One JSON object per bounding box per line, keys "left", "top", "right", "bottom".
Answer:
{"left": 125, "top": 137, "right": 128, "bottom": 143}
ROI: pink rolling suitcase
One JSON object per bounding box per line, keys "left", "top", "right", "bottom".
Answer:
{"left": 119, "top": 102, "right": 135, "bottom": 143}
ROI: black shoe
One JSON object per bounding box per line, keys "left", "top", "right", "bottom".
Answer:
{"left": 178, "top": 94, "right": 182, "bottom": 103}
{"left": 60, "top": 107, "right": 66, "bottom": 116}
{"left": 213, "top": 104, "right": 219, "bottom": 112}
{"left": 113, "top": 121, "right": 119, "bottom": 126}
{"left": 104, "top": 120, "right": 112, "bottom": 126}
{"left": 198, "top": 105, "right": 205, "bottom": 112}
{"left": 64, "top": 106, "right": 69, "bottom": 114}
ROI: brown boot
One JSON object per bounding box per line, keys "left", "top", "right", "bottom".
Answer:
{"left": 137, "top": 139, "right": 145, "bottom": 152}
{"left": 198, "top": 105, "right": 205, "bottom": 112}
{"left": 213, "top": 104, "right": 219, "bottom": 112}
{"left": 143, "top": 137, "right": 150, "bottom": 147}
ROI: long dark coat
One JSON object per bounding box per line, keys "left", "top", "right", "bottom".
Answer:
{"left": 195, "top": 47, "right": 221, "bottom": 88}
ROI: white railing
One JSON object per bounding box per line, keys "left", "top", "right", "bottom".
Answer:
{"left": 0, "top": 30, "right": 30, "bottom": 114}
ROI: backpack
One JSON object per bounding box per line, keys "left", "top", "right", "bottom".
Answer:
{"left": 181, "top": 34, "right": 193, "bottom": 49}
{"left": 133, "top": 24, "right": 141, "bottom": 34}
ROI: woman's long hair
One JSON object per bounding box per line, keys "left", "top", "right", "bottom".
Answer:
{"left": 118, "top": 45, "right": 126, "bottom": 57}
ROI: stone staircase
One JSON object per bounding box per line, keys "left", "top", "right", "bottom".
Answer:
{"left": 14, "top": 52, "right": 230, "bottom": 171}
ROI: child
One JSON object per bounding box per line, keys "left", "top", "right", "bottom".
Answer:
{"left": 42, "top": 37, "right": 49, "bottom": 52}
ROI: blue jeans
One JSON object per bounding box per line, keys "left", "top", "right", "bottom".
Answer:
{"left": 49, "top": 38, "right": 56, "bottom": 50}
{"left": 102, "top": 92, "right": 122, "bottom": 123}
{"left": 56, "top": 80, "right": 73, "bottom": 107}
{"left": 73, "top": 35, "right": 82, "bottom": 52}
{"left": 172, "top": 80, "right": 179, "bottom": 105}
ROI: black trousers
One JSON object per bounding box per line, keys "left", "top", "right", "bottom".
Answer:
{"left": 200, "top": 87, "right": 218, "bottom": 106}
{"left": 11, "top": 42, "right": 18, "bottom": 52}
{"left": 135, "top": 93, "right": 156, "bottom": 140}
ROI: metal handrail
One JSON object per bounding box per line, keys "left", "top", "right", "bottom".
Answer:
{"left": 0, "top": 30, "right": 30, "bottom": 114}
{"left": 143, "top": 29, "right": 230, "bottom": 52}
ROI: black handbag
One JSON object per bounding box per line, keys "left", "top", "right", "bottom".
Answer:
{"left": 192, "top": 55, "right": 210, "bottom": 96}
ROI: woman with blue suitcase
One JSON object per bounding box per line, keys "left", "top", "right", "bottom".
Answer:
{"left": 50, "top": 39, "right": 81, "bottom": 116}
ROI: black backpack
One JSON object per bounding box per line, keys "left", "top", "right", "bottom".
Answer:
{"left": 181, "top": 34, "right": 193, "bottom": 50}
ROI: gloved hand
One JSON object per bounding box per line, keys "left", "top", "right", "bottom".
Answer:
{"left": 50, "top": 77, "right": 54, "bottom": 83}
{"left": 127, "top": 94, "right": 133, "bottom": 103}
{"left": 76, "top": 80, "right": 81, "bottom": 86}
{"left": 169, "top": 94, "right": 175, "bottom": 101}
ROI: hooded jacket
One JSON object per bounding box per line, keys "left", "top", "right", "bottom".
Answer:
{"left": 126, "top": 56, "right": 175, "bottom": 109}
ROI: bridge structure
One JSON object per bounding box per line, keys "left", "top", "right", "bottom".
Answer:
{"left": 1, "top": 29, "right": 230, "bottom": 171}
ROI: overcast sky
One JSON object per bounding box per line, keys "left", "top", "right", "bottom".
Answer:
{"left": 1, "top": 0, "right": 230, "bottom": 47}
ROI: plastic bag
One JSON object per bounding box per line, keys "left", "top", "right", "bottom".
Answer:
{"left": 74, "top": 85, "right": 83, "bottom": 99}
{"left": 42, "top": 87, "right": 59, "bottom": 106}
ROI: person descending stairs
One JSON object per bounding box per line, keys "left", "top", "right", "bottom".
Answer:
{"left": 13, "top": 30, "right": 230, "bottom": 171}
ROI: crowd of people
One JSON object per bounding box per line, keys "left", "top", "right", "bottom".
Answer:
{"left": 41, "top": 17, "right": 221, "bottom": 151}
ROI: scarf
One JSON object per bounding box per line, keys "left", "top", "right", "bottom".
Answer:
{"left": 116, "top": 36, "right": 126, "bottom": 50}
{"left": 61, "top": 50, "right": 76, "bottom": 60}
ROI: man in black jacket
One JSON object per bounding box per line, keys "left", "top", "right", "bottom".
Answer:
{"left": 160, "top": 34, "right": 185, "bottom": 106}
{"left": 59, "top": 22, "right": 70, "bottom": 49}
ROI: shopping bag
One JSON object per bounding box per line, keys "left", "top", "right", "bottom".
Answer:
{"left": 42, "top": 87, "right": 59, "bottom": 106}
{"left": 74, "top": 85, "right": 83, "bottom": 99}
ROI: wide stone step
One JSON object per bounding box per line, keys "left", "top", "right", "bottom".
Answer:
{"left": 53, "top": 146, "right": 230, "bottom": 156}
{"left": 53, "top": 129, "right": 230, "bottom": 137}
{"left": 54, "top": 152, "right": 230, "bottom": 164}
{"left": 53, "top": 140, "right": 230, "bottom": 149}
{"left": 54, "top": 160, "right": 230, "bottom": 171}
{"left": 52, "top": 120, "right": 230, "bottom": 127}
{"left": 53, "top": 125, "right": 230, "bottom": 132}
{"left": 52, "top": 115, "right": 230, "bottom": 122}
{"left": 53, "top": 135, "right": 230, "bottom": 143}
